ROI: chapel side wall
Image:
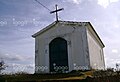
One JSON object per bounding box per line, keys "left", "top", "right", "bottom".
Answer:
{"left": 86, "top": 27, "right": 105, "bottom": 69}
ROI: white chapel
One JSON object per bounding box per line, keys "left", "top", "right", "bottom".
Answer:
{"left": 32, "top": 20, "right": 105, "bottom": 73}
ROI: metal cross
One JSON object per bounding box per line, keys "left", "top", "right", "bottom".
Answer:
{"left": 50, "top": 4, "right": 64, "bottom": 21}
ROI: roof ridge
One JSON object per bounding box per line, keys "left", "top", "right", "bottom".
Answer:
{"left": 58, "top": 20, "right": 89, "bottom": 23}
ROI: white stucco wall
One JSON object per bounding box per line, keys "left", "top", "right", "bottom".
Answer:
{"left": 70, "top": 24, "right": 90, "bottom": 71}
{"left": 86, "top": 27, "right": 105, "bottom": 69}
{"left": 34, "top": 22, "right": 90, "bottom": 73}
{"left": 34, "top": 22, "right": 105, "bottom": 73}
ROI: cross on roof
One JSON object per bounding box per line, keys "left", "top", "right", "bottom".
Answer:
{"left": 50, "top": 4, "right": 64, "bottom": 21}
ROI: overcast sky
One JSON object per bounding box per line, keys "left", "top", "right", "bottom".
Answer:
{"left": 0, "top": 0, "right": 120, "bottom": 73}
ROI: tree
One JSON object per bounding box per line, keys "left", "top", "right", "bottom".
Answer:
{"left": 0, "top": 60, "right": 6, "bottom": 73}
{"left": 116, "top": 63, "right": 120, "bottom": 75}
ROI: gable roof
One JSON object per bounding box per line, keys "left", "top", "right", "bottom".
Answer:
{"left": 32, "top": 20, "right": 105, "bottom": 47}
{"left": 32, "top": 21, "right": 57, "bottom": 38}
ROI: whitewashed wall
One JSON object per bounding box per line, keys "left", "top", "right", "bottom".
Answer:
{"left": 34, "top": 22, "right": 90, "bottom": 73}
{"left": 86, "top": 26, "right": 105, "bottom": 69}
{"left": 34, "top": 22, "right": 105, "bottom": 73}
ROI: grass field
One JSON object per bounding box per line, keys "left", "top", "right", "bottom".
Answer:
{"left": 0, "top": 70, "right": 120, "bottom": 82}
{"left": 0, "top": 71, "right": 91, "bottom": 82}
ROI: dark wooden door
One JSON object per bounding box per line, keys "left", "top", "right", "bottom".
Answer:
{"left": 49, "top": 37, "right": 69, "bottom": 72}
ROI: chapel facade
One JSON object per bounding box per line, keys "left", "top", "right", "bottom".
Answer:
{"left": 32, "top": 21, "right": 105, "bottom": 73}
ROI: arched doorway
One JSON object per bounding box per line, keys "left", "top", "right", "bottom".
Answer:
{"left": 49, "top": 37, "right": 69, "bottom": 72}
